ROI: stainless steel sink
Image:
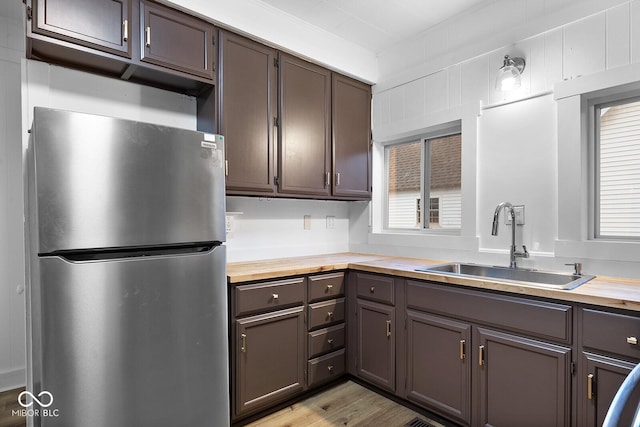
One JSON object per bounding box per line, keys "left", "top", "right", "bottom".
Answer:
{"left": 416, "top": 263, "right": 595, "bottom": 290}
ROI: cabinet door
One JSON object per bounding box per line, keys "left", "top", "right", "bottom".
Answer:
{"left": 356, "top": 299, "right": 395, "bottom": 392}
{"left": 278, "top": 53, "right": 331, "bottom": 197}
{"left": 582, "top": 352, "right": 640, "bottom": 427}
{"left": 332, "top": 74, "right": 371, "bottom": 199}
{"left": 406, "top": 310, "right": 471, "bottom": 425}
{"left": 219, "top": 31, "right": 277, "bottom": 195}
{"left": 140, "top": 0, "right": 214, "bottom": 80}
{"left": 235, "top": 306, "right": 305, "bottom": 417}
{"left": 32, "top": 0, "right": 131, "bottom": 57}
{"left": 476, "top": 328, "right": 571, "bottom": 427}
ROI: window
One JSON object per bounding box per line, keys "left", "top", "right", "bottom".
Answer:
{"left": 595, "top": 97, "right": 640, "bottom": 239}
{"left": 386, "top": 133, "right": 461, "bottom": 230}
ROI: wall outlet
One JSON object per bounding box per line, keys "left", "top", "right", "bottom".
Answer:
{"left": 326, "top": 216, "right": 336, "bottom": 229}
{"left": 304, "top": 215, "right": 312, "bottom": 230}
{"left": 505, "top": 205, "right": 525, "bottom": 226}
{"left": 225, "top": 215, "right": 234, "bottom": 233}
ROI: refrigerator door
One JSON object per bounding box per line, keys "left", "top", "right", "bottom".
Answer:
{"left": 30, "top": 246, "right": 229, "bottom": 427}
{"left": 30, "top": 107, "right": 226, "bottom": 254}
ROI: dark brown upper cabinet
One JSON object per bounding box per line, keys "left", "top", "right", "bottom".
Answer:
{"left": 26, "top": 0, "right": 215, "bottom": 96}
{"left": 278, "top": 52, "right": 332, "bottom": 198}
{"left": 218, "top": 31, "right": 277, "bottom": 195}
{"left": 332, "top": 74, "right": 372, "bottom": 199}
{"left": 31, "top": 0, "right": 132, "bottom": 58}
{"left": 139, "top": 0, "right": 214, "bottom": 80}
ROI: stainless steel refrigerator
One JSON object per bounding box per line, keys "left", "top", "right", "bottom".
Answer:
{"left": 24, "top": 107, "right": 230, "bottom": 427}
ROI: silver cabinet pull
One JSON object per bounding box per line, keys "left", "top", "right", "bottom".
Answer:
{"left": 145, "top": 26, "right": 151, "bottom": 47}
{"left": 460, "top": 339, "right": 466, "bottom": 360}
{"left": 324, "top": 172, "right": 331, "bottom": 188}
{"left": 587, "top": 373, "right": 594, "bottom": 400}
{"left": 122, "top": 20, "right": 128, "bottom": 42}
{"left": 327, "top": 311, "right": 333, "bottom": 320}
{"left": 327, "top": 365, "right": 334, "bottom": 373}
{"left": 627, "top": 337, "right": 638, "bottom": 345}
{"left": 240, "top": 333, "right": 247, "bottom": 353}
{"left": 326, "top": 284, "right": 333, "bottom": 291}
{"left": 386, "top": 320, "right": 391, "bottom": 337}
{"left": 335, "top": 172, "right": 341, "bottom": 186}
{"left": 327, "top": 338, "right": 334, "bottom": 345}
{"left": 479, "top": 345, "right": 485, "bottom": 366}
{"left": 370, "top": 286, "right": 375, "bottom": 293}
{"left": 272, "top": 293, "right": 279, "bottom": 301}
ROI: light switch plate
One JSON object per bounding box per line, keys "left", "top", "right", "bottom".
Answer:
{"left": 505, "top": 205, "right": 525, "bottom": 225}
{"left": 326, "top": 216, "right": 336, "bottom": 229}
{"left": 304, "top": 215, "right": 312, "bottom": 230}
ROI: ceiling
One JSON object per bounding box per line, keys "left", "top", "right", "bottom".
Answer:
{"left": 256, "top": 0, "right": 489, "bottom": 53}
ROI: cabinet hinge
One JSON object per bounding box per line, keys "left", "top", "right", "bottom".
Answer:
{"left": 571, "top": 361, "right": 576, "bottom": 375}
{"left": 26, "top": 5, "right": 32, "bottom": 20}
{"left": 274, "top": 176, "right": 279, "bottom": 186}
{"left": 212, "top": 34, "right": 216, "bottom": 45}
{"left": 212, "top": 60, "right": 216, "bottom": 73}
{"left": 273, "top": 57, "right": 279, "bottom": 68}
{"left": 273, "top": 117, "right": 279, "bottom": 127}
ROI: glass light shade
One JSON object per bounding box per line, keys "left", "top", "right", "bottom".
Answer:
{"left": 495, "top": 55, "right": 525, "bottom": 91}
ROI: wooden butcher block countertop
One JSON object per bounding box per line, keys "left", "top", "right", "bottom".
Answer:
{"left": 227, "top": 252, "right": 640, "bottom": 312}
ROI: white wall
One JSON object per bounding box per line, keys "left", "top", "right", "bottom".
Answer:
{"left": 362, "top": 0, "right": 640, "bottom": 278}
{"left": 0, "top": 0, "right": 26, "bottom": 393}
{"left": 225, "top": 197, "right": 349, "bottom": 262}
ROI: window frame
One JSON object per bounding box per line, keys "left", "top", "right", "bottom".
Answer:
{"left": 383, "top": 126, "right": 461, "bottom": 233}
{"left": 590, "top": 92, "right": 640, "bottom": 241}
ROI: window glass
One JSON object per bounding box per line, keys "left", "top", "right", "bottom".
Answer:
{"left": 596, "top": 98, "right": 640, "bottom": 238}
{"left": 386, "top": 134, "right": 461, "bottom": 230}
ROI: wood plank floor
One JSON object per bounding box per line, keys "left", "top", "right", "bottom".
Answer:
{"left": 0, "top": 388, "right": 26, "bottom": 427}
{"left": 245, "top": 381, "right": 448, "bottom": 427}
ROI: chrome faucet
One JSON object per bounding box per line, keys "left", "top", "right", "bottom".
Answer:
{"left": 491, "top": 202, "right": 529, "bottom": 268}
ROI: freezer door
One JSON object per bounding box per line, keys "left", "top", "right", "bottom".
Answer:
{"left": 30, "top": 246, "right": 229, "bottom": 427}
{"left": 30, "top": 107, "right": 226, "bottom": 253}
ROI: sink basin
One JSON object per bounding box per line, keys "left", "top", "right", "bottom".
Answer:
{"left": 416, "top": 263, "right": 595, "bottom": 290}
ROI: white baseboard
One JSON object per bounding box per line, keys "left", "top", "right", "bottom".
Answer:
{"left": 0, "top": 368, "right": 25, "bottom": 392}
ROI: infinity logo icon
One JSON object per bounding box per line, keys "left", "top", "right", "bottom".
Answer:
{"left": 18, "top": 391, "right": 54, "bottom": 408}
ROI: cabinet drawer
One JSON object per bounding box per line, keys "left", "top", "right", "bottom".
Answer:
{"left": 582, "top": 308, "right": 640, "bottom": 359}
{"left": 308, "top": 298, "right": 345, "bottom": 330}
{"left": 406, "top": 280, "right": 572, "bottom": 343}
{"left": 308, "top": 324, "right": 345, "bottom": 359}
{"left": 236, "top": 277, "right": 305, "bottom": 316}
{"left": 308, "top": 349, "right": 345, "bottom": 388}
{"left": 308, "top": 272, "right": 345, "bottom": 302}
{"left": 356, "top": 273, "right": 394, "bottom": 305}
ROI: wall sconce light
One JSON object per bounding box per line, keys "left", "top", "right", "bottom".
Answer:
{"left": 495, "top": 55, "right": 526, "bottom": 91}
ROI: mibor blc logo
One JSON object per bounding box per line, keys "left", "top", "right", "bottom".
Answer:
{"left": 12, "top": 390, "right": 60, "bottom": 418}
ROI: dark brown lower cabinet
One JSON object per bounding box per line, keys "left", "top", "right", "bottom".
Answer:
{"left": 235, "top": 306, "right": 305, "bottom": 417}
{"left": 582, "top": 353, "right": 639, "bottom": 427}
{"left": 476, "top": 327, "right": 571, "bottom": 427}
{"left": 356, "top": 299, "right": 395, "bottom": 392}
{"left": 406, "top": 310, "right": 471, "bottom": 425}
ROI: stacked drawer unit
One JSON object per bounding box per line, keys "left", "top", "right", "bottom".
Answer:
{"left": 307, "top": 272, "right": 346, "bottom": 387}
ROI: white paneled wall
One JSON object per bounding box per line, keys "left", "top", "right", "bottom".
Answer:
{"left": 375, "top": 0, "right": 639, "bottom": 130}
{"left": 366, "top": 0, "right": 640, "bottom": 278}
